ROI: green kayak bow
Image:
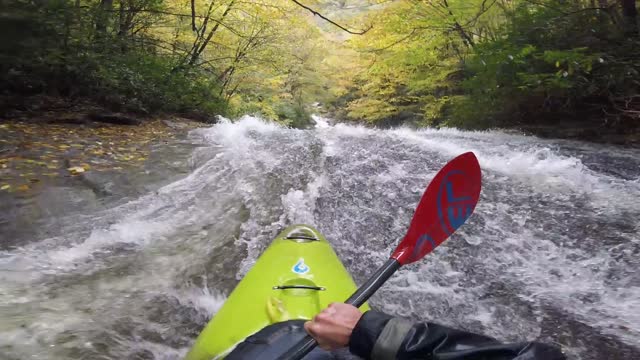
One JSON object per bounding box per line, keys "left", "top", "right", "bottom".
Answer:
{"left": 185, "top": 225, "right": 369, "bottom": 360}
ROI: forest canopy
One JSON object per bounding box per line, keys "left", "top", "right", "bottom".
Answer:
{"left": 0, "top": 0, "right": 351, "bottom": 126}
{"left": 1, "top": 0, "right": 639, "bottom": 133}
{"left": 331, "top": 0, "right": 640, "bottom": 131}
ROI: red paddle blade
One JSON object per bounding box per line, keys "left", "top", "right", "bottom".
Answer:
{"left": 392, "top": 152, "right": 481, "bottom": 265}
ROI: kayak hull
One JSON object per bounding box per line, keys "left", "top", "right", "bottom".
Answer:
{"left": 185, "top": 225, "right": 369, "bottom": 360}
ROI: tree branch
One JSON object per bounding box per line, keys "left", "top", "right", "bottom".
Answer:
{"left": 290, "top": 0, "right": 372, "bottom": 35}
{"left": 190, "top": 0, "right": 197, "bottom": 31}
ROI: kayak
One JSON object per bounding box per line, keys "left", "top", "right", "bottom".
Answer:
{"left": 185, "top": 224, "right": 370, "bottom": 360}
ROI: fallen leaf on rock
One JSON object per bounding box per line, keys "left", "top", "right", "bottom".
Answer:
{"left": 17, "top": 184, "right": 29, "bottom": 191}
{"left": 0, "top": 184, "right": 10, "bottom": 190}
{"left": 67, "top": 166, "right": 86, "bottom": 174}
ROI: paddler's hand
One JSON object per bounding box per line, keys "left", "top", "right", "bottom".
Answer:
{"left": 304, "top": 303, "right": 363, "bottom": 350}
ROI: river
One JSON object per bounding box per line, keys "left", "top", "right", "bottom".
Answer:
{"left": 1, "top": 115, "right": 639, "bottom": 360}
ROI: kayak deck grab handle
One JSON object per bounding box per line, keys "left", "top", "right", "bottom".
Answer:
{"left": 272, "top": 285, "right": 326, "bottom": 291}
{"left": 285, "top": 236, "right": 318, "bottom": 241}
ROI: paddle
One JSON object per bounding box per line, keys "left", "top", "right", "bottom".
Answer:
{"left": 278, "top": 151, "right": 482, "bottom": 360}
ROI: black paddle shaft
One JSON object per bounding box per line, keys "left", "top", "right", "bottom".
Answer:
{"left": 278, "top": 259, "right": 401, "bottom": 360}
{"left": 345, "top": 258, "right": 401, "bottom": 307}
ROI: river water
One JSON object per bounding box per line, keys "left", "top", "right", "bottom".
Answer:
{"left": 1, "top": 115, "right": 639, "bottom": 360}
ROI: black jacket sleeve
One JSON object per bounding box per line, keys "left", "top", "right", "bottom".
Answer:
{"left": 348, "top": 311, "right": 566, "bottom": 360}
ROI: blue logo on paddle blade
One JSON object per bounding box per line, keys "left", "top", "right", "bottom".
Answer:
{"left": 437, "top": 170, "right": 474, "bottom": 235}
{"left": 411, "top": 233, "right": 437, "bottom": 261}
{"left": 292, "top": 259, "right": 310, "bottom": 274}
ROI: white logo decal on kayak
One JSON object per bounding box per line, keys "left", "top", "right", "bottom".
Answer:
{"left": 292, "top": 259, "right": 310, "bottom": 274}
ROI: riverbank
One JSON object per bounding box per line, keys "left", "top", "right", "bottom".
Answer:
{"left": 0, "top": 106, "right": 210, "bottom": 249}
{"left": 515, "top": 122, "right": 640, "bottom": 147}
{"left": 0, "top": 110, "right": 207, "bottom": 195}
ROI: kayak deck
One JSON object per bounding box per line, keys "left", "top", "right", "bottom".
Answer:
{"left": 185, "top": 225, "right": 369, "bottom": 360}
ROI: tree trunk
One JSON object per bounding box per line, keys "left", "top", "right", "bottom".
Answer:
{"left": 219, "top": 66, "right": 236, "bottom": 95}
{"left": 442, "top": 0, "right": 475, "bottom": 48}
{"left": 191, "top": 0, "right": 197, "bottom": 31}
{"left": 95, "top": 0, "right": 113, "bottom": 41}
{"left": 189, "top": 0, "right": 236, "bottom": 66}
{"left": 621, "top": 0, "right": 638, "bottom": 35}
{"left": 117, "top": 0, "right": 126, "bottom": 50}
{"left": 118, "top": 0, "right": 133, "bottom": 51}
{"left": 63, "top": 0, "right": 78, "bottom": 51}
{"left": 598, "top": 0, "right": 608, "bottom": 24}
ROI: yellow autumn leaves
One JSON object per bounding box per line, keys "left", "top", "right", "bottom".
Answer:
{"left": 0, "top": 119, "right": 203, "bottom": 194}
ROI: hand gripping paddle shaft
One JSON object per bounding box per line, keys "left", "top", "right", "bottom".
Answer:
{"left": 278, "top": 152, "right": 482, "bottom": 360}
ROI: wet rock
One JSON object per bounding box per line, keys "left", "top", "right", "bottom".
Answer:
{"left": 163, "top": 120, "right": 189, "bottom": 130}
{"left": 77, "top": 170, "right": 144, "bottom": 199}
{"left": 46, "top": 116, "right": 88, "bottom": 125}
{"left": 87, "top": 112, "right": 142, "bottom": 126}
{"left": 36, "top": 186, "right": 99, "bottom": 214}
{"left": 77, "top": 171, "right": 114, "bottom": 197}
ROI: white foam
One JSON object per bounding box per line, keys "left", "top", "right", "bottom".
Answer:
{"left": 2, "top": 114, "right": 639, "bottom": 359}
{"left": 282, "top": 175, "right": 327, "bottom": 224}
{"left": 311, "top": 114, "right": 331, "bottom": 128}
{"left": 173, "top": 285, "right": 227, "bottom": 317}
{"left": 389, "top": 127, "right": 597, "bottom": 191}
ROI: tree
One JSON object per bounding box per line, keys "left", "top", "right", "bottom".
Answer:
{"left": 187, "top": 0, "right": 237, "bottom": 66}
{"left": 290, "top": 0, "right": 371, "bottom": 34}
{"left": 621, "top": 0, "right": 638, "bottom": 35}
{"left": 323, "top": 0, "right": 640, "bottom": 131}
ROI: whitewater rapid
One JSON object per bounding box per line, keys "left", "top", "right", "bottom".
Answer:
{"left": 1, "top": 115, "right": 638, "bottom": 360}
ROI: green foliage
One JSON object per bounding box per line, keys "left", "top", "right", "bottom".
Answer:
{"left": 0, "top": 0, "right": 226, "bottom": 117}
{"left": 274, "top": 102, "right": 313, "bottom": 128}
{"left": 330, "top": 0, "right": 640, "bottom": 131}
{"left": 347, "top": 98, "right": 398, "bottom": 123}
{"left": 3, "top": 0, "right": 638, "bottom": 131}
{"left": 421, "top": 95, "right": 451, "bottom": 126}
{"left": 229, "top": 96, "right": 312, "bottom": 128}
{"left": 467, "top": 1, "right": 638, "bottom": 127}
{"left": 92, "top": 53, "right": 227, "bottom": 115}
{"left": 0, "top": 0, "right": 328, "bottom": 123}
{"left": 230, "top": 99, "right": 277, "bottom": 121}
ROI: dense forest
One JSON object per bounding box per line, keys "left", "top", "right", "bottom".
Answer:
{"left": 1, "top": 0, "right": 639, "bottom": 137}
{"left": 332, "top": 0, "right": 640, "bottom": 137}
{"left": 1, "top": 0, "right": 338, "bottom": 127}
